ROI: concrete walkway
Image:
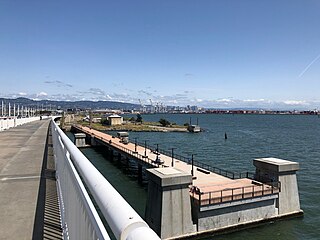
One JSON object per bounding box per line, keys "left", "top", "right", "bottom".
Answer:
{"left": 0, "top": 120, "right": 62, "bottom": 240}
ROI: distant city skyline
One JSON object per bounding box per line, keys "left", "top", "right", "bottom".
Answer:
{"left": 0, "top": 1, "right": 320, "bottom": 110}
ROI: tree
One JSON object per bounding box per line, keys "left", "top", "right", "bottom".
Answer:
{"left": 129, "top": 117, "right": 136, "bottom": 122}
{"left": 136, "top": 114, "right": 143, "bottom": 123}
{"left": 101, "top": 118, "right": 109, "bottom": 125}
{"left": 159, "top": 118, "right": 170, "bottom": 127}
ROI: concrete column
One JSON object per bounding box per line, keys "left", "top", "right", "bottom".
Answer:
{"left": 253, "top": 157, "right": 302, "bottom": 216}
{"left": 90, "top": 136, "right": 97, "bottom": 146}
{"left": 109, "top": 149, "right": 114, "bottom": 159}
{"left": 145, "top": 168, "right": 196, "bottom": 239}
{"left": 125, "top": 157, "right": 129, "bottom": 167}
{"left": 74, "top": 133, "right": 86, "bottom": 148}
{"left": 138, "top": 164, "right": 143, "bottom": 184}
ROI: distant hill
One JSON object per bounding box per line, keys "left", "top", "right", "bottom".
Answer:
{"left": 0, "top": 97, "right": 139, "bottom": 110}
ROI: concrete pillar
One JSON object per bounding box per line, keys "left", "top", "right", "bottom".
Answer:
{"left": 145, "top": 168, "right": 196, "bottom": 239}
{"left": 253, "top": 157, "right": 302, "bottom": 216}
{"left": 74, "top": 133, "right": 86, "bottom": 148}
{"left": 138, "top": 164, "right": 143, "bottom": 184}
{"left": 109, "top": 149, "right": 114, "bottom": 159}
{"left": 90, "top": 136, "right": 97, "bottom": 146}
{"left": 125, "top": 157, "right": 129, "bottom": 167}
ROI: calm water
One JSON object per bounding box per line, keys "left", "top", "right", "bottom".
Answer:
{"left": 77, "top": 114, "right": 320, "bottom": 240}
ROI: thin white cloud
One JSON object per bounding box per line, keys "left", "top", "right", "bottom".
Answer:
{"left": 2, "top": 90, "right": 320, "bottom": 110}
{"left": 37, "top": 92, "right": 48, "bottom": 97}
{"left": 283, "top": 100, "right": 309, "bottom": 106}
{"left": 216, "top": 98, "right": 233, "bottom": 103}
{"left": 243, "top": 99, "right": 266, "bottom": 102}
{"left": 44, "top": 80, "right": 73, "bottom": 88}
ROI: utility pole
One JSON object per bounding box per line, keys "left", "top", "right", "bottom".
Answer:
{"left": 89, "top": 110, "right": 92, "bottom": 128}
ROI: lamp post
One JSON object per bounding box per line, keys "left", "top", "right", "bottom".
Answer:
{"left": 133, "top": 137, "right": 138, "bottom": 154}
{"left": 154, "top": 143, "right": 161, "bottom": 164}
{"left": 170, "top": 148, "right": 176, "bottom": 167}
{"left": 143, "top": 140, "right": 148, "bottom": 158}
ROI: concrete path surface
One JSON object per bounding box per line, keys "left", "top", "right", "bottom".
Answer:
{"left": 0, "top": 119, "right": 62, "bottom": 240}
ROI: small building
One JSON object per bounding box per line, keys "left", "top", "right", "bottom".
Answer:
{"left": 107, "top": 114, "right": 123, "bottom": 125}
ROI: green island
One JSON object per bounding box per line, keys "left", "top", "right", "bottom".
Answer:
{"left": 62, "top": 114, "right": 188, "bottom": 132}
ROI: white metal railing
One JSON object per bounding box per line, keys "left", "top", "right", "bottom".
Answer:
{"left": 0, "top": 116, "right": 43, "bottom": 131}
{"left": 51, "top": 119, "right": 160, "bottom": 240}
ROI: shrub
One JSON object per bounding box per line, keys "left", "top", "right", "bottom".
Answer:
{"left": 136, "top": 114, "right": 143, "bottom": 123}
{"left": 159, "top": 118, "right": 170, "bottom": 127}
{"left": 101, "top": 118, "right": 109, "bottom": 125}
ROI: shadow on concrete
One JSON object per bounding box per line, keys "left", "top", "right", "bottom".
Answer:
{"left": 32, "top": 124, "right": 62, "bottom": 240}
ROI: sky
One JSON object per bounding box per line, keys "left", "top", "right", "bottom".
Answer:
{"left": 0, "top": 0, "right": 320, "bottom": 109}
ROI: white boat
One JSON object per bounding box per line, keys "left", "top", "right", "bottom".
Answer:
{"left": 187, "top": 124, "right": 201, "bottom": 133}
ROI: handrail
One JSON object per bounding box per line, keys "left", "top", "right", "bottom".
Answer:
{"left": 53, "top": 120, "right": 160, "bottom": 240}
{"left": 191, "top": 181, "right": 281, "bottom": 206}
{"left": 136, "top": 140, "right": 254, "bottom": 180}
{"left": 92, "top": 136, "right": 161, "bottom": 168}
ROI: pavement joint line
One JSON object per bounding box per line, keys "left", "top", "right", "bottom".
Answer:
{"left": 0, "top": 175, "right": 40, "bottom": 181}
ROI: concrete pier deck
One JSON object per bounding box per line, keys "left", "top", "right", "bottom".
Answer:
{"left": 0, "top": 120, "right": 62, "bottom": 240}
{"left": 74, "top": 125, "right": 271, "bottom": 202}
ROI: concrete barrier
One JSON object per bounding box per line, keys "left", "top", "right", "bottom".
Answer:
{"left": 0, "top": 116, "right": 51, "bottom": 131}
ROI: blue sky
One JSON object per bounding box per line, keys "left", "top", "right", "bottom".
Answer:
{"left": 0, "top": 0, "right": 320, "bottom": 109}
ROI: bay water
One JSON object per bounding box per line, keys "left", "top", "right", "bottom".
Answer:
{"left": 77, "top": 114, "right": 320, "bottom": 240}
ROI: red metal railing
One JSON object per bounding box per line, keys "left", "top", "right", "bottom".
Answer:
{"left": 191, "top": 181, "right": 281, "bottom": 206}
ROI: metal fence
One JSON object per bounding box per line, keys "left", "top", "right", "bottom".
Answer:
{"left": 191, "top": 181, "right": 281, "bottom": 207}
{"left": 93, "top": 136, "right": 161, "bottom": 168}
{"left": 51, "top": 120, "right": 160, "bottom": 240}
{"left": 136, "top": 140, "right": 254, "bottom": 180}
{"left": 76, "top": 127, "right": 256, "bottom": 181}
